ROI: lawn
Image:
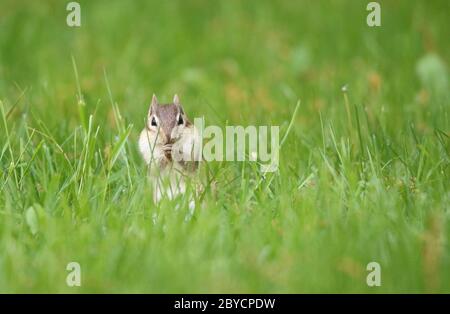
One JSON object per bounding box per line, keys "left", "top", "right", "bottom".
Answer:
{"left": 0, "top": 0, "right": 449, "bottom": 293}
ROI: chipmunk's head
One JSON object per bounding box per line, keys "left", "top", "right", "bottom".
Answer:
{"left": 146, "top": 94, "right": 191, "bottom": 144}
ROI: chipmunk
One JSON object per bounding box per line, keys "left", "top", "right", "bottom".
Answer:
{"left": 138, "top": 94, "right": 201, "bottom": 203}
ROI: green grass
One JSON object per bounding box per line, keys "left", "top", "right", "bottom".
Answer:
{"left": 0, "top": 0, "right": 449, "bottom": 293}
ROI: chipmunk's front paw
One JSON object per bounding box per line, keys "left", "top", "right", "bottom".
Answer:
{"left": 162, "top": 144, "right": 173, "bottom": 160}
{"left": 162, "top": 144, "right": 173, "bottom": 152}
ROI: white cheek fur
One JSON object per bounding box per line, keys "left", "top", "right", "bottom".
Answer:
{"left": 170, "top": 125, "right": 183, "bottom": 141}
{"left": 171, "top": 126, "right": 201, "bottom": 162}
{"left": 138, "top": 129, "right": 165, "bottom": 164}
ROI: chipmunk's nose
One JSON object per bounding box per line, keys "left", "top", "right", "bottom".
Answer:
{"left": 162, "top": 127, "right": 173, "bottom": 144}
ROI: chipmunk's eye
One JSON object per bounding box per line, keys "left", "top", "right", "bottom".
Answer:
{"left": 177, "top": 115, "right": 184, "bottom": 126}
{"left": 151, "top": 116, "right": 157, "bottom": 127}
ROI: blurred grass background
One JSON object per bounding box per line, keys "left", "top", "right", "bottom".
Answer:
{"left": 0, "top": 0, "right": 449, "bottom": 292}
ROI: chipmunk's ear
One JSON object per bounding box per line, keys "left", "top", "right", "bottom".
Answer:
{"left": 174, "top": 94, "right": 185, "bottom": 115}
{"left": 149, "top": 94, "right": 158, "bottom": 114}
{"left": 173, "top": 94, "right": 180, "bottom": 105}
